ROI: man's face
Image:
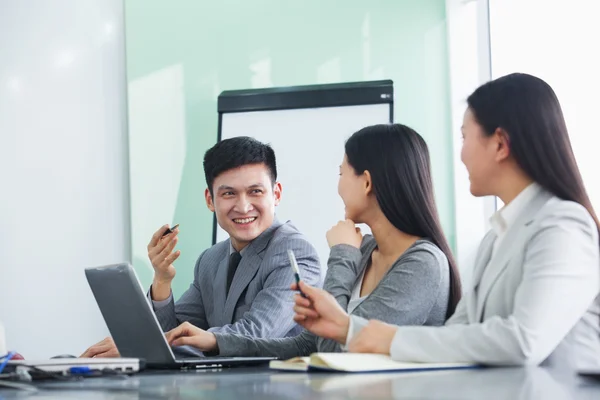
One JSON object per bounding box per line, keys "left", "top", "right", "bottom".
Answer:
{"left": 205, "top": 163, "right": 281, "bottom": 251}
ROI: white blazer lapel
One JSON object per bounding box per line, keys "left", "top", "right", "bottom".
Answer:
{"left": 474, "top": 190, "right": 553, "bottom": 321}
{"left": 474, "top": 225, "right": 521, "bottom": 321}
{"left": 468, "top": 231, "right": 496, "bottom": 321}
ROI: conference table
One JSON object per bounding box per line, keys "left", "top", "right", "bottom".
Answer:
{"left": 1, "top": 365, "right": 600, "bottom": 399}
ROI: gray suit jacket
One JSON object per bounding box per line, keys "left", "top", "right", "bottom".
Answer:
{"left": 213, "top": 236, "right": 451, "bottom": 358}
{"left": 381, "top": 188, "right": 600, "bottom": 368}
{"left": 150, "top": 219, "right": 322, "bottom": 338}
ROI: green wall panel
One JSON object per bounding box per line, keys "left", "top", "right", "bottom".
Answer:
{"left": 125, "top": 0, "right": 455, "bottom": 297}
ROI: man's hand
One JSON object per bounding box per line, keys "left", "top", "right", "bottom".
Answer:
{"left": 292, "top": 281, "right": 350, "bottom": 344}
{"left": 326, "top": 219, "right": 362, "bottom": 248}
{"left": 148, "top": 224, "right": 181, "bottom": 301}
{"left": 348, "top": 320, "right": 397, "bottom": 355}
{"left": 80, "top": 337, "right": 120, "bottom": 358}
{"left": 165, "top": 322, "right": 218, "bottom": 352}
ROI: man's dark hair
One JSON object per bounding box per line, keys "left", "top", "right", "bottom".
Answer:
{"left": 203, "top": 136, "right": 277, "bottom": 194}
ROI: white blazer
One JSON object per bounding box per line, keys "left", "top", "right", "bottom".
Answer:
{"left": 372, "top": 188, "right": 600, "bottom": 367}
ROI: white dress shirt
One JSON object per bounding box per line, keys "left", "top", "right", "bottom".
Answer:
{"left": 489, "top": 182, "right": 542, "bottom": 258}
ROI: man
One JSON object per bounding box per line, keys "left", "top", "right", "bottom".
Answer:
{"left": 82, "top": 137, "right": 321, "bottom": 357}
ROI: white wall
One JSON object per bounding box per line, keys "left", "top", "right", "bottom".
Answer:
{"left": 0, "top": 322, "right": 5, "bottom": 355}
{"left": 489, "top": 0, "right": 600, "bottom": 214}
{"left": 0, "top": 0, "right": 129, "bottom": 358}
{"left": 445, "top": 0, "right": 496, "bottom": 286}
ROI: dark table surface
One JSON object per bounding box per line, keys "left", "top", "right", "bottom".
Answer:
{"left": 1, "top": 365, "right": 600, "bottom": 399}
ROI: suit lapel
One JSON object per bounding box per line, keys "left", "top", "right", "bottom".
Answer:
{"left": 222, "top": 219, "right": 284, "bottom": 324}
{"left": 474, "top": 189, "right": 553, "bottom": 321}
{"left": 467, "top": 231, "right": 496, "bottom": 321}
{"left": 222, "top": 251, "right": 262, "bottom": 324}
{"left": 474, "top": 222, "right": 522, "bottom": 321}
{"left": 212, "top": 246, "right": 230, "bottom": 326}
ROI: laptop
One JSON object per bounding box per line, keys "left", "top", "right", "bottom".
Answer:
{"left": 7, "top": 358, "right": 142, "bottom": 374}
{"left": 85, "top": 263, "right": 276, "bottom": 369}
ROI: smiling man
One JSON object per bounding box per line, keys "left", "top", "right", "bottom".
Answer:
{"left": 82, "top": 136, "right": 322, "bottom": 358}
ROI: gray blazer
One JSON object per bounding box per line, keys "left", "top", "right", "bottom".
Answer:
{"left": 213, "top": 236, "right": 451, "bottom": 358}
{"left": 151, "top": 219, "right": 322, "bottom": 338}
{"left": 378, "top": 188, "right": 600, "bottom": 368}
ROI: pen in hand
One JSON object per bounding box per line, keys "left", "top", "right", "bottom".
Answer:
{"left": 287, "top": 250, "right": 307, "bottom": 298}
{"left": 162, "top": 224, "right": 179, "bottom": 237}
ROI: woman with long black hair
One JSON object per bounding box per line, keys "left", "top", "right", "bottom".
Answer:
{"left": 162, "top": 123, "right": 462, "bottom": 358}
{"left": 298, "top": 73, "right": 600, "bottom": 369}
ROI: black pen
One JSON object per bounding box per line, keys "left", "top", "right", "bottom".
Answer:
{"left": 162, "top": 224, "right": 179, "bottom": 238}
{"left": 287, "top": 250, "right": 307, "bottom": 298}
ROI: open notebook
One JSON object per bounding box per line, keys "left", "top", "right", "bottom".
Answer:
{"left": 270, "top": 353, "right": 477, "bottom": 373}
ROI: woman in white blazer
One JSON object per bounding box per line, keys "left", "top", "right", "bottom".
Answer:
{"left": 292, "top": 73, "right": 600, "bottom": 368}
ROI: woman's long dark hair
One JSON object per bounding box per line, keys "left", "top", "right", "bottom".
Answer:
{"left": 345, "top": 124, "right": 461, "bottom": 319}
{"left": 467, "top": 73, "right": 600, "bottom": 232}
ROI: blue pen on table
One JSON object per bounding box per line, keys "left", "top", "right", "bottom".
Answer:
{"left": 287, "top": 250, "right": 307, "bottom": 298}
{"left": 69, "top": 366, "right": 93, "bottom": 375}
{"left": 0, "top": 352, "right": 16, "bottom": 374}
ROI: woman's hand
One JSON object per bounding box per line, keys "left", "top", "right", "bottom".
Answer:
{"left": 348, "top": 320, "right": 397, "bottom": 355}
{"left": 292, "top": 281, "right": 350, "bottom": 343}
{"left": 326, "top": 219, "right": 362, "bottom": 248}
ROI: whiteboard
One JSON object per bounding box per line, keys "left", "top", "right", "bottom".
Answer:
{"left": 217, "top": 96, "right": 392, "bottom": 268}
